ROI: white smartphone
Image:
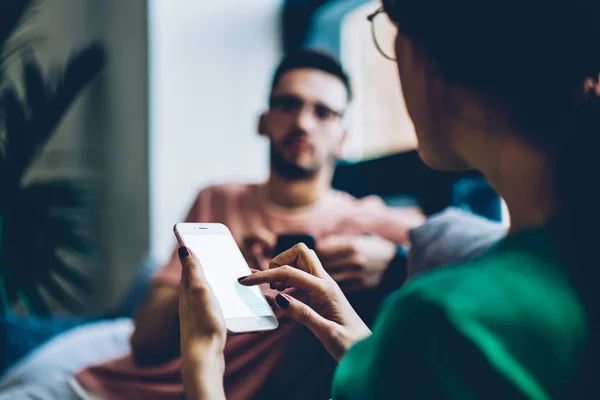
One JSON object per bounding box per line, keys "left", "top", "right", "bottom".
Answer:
{"left": 173, "top": 222, "right": 279, "bottom": 334}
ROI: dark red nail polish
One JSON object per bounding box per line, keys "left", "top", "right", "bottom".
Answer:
{"left": 275, "top": 294, "right": 290, "bottom": 309}
{"left": 178, "top": 247, "right": 190, "bottom": 259}
{"left": 237, "top": 276, "right": 249, "bottom": 283}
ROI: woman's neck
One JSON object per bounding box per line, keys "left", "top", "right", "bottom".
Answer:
{"left": 464, "top": 134, "right": 558, "bottom": 233}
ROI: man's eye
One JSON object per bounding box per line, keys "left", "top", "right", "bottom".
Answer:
{"left": 273, "top": 98, "right": 301, "bottom": 112}
{"left": 315, "top": 106, "right": 334, "bottom": 120}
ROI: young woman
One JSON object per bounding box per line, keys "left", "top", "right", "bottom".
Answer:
{"left": 177, "top": 0, "right": 599, "bottom": 398}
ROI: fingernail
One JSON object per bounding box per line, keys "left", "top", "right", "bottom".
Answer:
{"left": 178, "top": 246, "right": 190, "bottom": 259}
{"left": 237, "top": 276, "right": 249, "bottom": 283}
{"left": 275, "top": 294, "right": 291, "bottom": 309}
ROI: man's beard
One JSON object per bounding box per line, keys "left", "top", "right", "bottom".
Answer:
{"left": 270, "top": 144, "right": 320, "bottom": 180}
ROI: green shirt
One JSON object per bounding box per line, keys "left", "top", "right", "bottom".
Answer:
{"left": 333, "top": 225, "right": 587, "bottom": 399}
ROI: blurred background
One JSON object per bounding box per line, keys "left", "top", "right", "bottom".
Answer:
{"left": 149, "top": 0, "right": 418, "bottom": 268}
{"left": 0, "top": 0, "right": 502, "bottom": 322}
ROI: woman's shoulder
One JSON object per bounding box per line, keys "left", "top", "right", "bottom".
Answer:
{"left": 334, "top": 239, "right": 587, "bottom": 399}
{"left": 399, "top": 227, "right": 585, "bottom": 329}
{"left": 376, "top": 232, "right": 587, "bottom": 390}
{"left": 413, "top": 224, "right": 566, "bottom": 286}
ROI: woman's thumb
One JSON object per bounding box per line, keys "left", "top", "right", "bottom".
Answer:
{"left": 179, "top": 246, "right": 206, "bottom": 287}
{"left": 275, "top": 294, "right": 331, "bottom": 336}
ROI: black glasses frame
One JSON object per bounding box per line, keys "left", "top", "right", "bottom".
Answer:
{"left": 366, "top": 7, "right": 397, "bottom": 61}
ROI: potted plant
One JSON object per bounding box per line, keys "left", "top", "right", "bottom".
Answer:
{"left": 0, "top": 0, "right": 106, "bottom": 315}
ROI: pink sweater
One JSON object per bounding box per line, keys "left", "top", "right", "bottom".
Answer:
{"left": 76, "top": 183, "right": 423, "bottom": 400}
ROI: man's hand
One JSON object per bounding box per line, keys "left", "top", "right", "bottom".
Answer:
{"left": 316, "top": 235, "right": 397, "bottom": 293}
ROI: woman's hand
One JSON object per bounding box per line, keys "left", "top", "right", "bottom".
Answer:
{"left": 239, "top": 243, "right": 372, "bottom": 362}
{"left": 178, "top": 246, "right": 226, "bottom": 400}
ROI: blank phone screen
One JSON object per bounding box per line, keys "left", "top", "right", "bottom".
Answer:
{"left": 181, "top": 233, "right": 273, "bottom": 319}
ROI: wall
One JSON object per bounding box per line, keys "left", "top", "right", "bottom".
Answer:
{"left": 149, "top": 0, "right": 282, "bottom": 262}
{"left": 341, "top": 1, "right": 417, "bottom": 160}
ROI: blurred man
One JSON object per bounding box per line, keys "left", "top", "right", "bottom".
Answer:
{"left": 0, "top": 49, "right": 423, "bottom": 400}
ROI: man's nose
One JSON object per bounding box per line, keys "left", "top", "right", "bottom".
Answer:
{"left": 292, "top": 107, "right": 318, "bottom": 133}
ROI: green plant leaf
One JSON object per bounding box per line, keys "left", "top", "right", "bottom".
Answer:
{"left": 0, "top": 0, "right": 34, "bottom": 48}
{"left": 0, "top": 0, "right": 35, "bottom": 88}
{"left": 1, "top": 1, "right": 106, "bottom": 314}
{"left": 23, "top": 55, "right": 47, "bottom": 113}
{"left": 40, "top": 273, "right": 85, "bottom": 313}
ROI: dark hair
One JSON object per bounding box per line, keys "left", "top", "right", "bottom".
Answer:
{"left": 384, "top": 0, "right": 599, "bottom": 395}
{"left": 270, "top": 48, "right": 352, "bottom": 101}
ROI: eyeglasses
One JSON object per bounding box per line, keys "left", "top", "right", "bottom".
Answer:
{"left": 367, "top": 7, "right": 397, "bottom": 61}
{"left": 270, "top": 94, "right": 344, "bottom": 124}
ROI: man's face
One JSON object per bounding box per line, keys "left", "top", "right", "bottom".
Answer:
{"left": 261, "top": 68, "right": 348, "bottom": 180}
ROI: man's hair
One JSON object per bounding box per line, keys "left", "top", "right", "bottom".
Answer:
{"left": 270, "top": 48, "right": 352, "bottom": 101}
